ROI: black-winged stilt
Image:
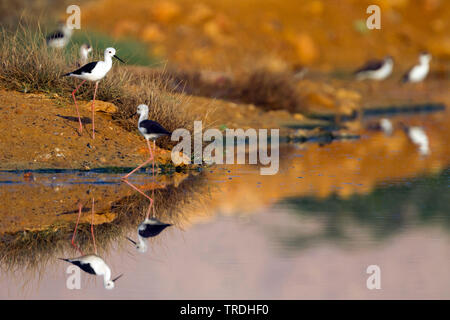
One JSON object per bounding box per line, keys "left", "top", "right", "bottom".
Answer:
{"left": 402, "top": 52, "right": 432, "bottom": 83}
{"left": 46, "top": 22, "right": 73, "bottom": 49}
{"left": 367, "top": 118, "right": 393, "bottom": 136}
{"left": 122, "top": 179, "right": 172, "bottom": 253}
{"left": 63, "top": 47, "right": 124, "bottom": 139}
{"left": 79, "top": 43, "right": 92, "bottom": 66}
{"left": 400, "top": 122, "right": 430, "bottom": 156}
{"left": 354, "top": 56, "right": 394, "bottom": 81}
{"left": 127, "top": 218, "right": 172, "bottom": 253}
{"left": 60, "top": 198, "right": 123, "bottom": 289}
{"left": 122, "top": 104, "right": 171, "bottom": 179}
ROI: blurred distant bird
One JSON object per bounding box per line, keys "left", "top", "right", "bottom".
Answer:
{"left": 379, "top": 118, "right": 393, "bottom": 135}
{"left": 400, "top": 122, "right": 430, "bottom": 156}
{"left": 292, "top": 64, "right": 309, "bottom": 81}
{"left": 79, "top": 43, "right": 92, "bottom": 65}
{"left": 127, "top": 218, "right": 172, "bottom": 253}
{"left": 367, "top": 118, "right": 393, "bottom": 136}
{"left": 63, "top": 47, "right": 124, "bottom": 139}
{"left": 354, "top": 56, "right": 394, "bottom": 81}
{"left": 401, "top": 52, "right": 432, "bottom": 83}
{"left": 46, "top": 22, "right": 73, "bottom": 49}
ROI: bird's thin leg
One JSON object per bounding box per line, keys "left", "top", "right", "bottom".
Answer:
{"left": 71, "top": 201, "right": 84, "bottom": 255}
{"left": 91, "top": 82, "right": 98, "bottom": 140}
{"left": 91, "top": 197, "right": 97, "bottom": 255}
{"left": 122, "top": 179, "right": 154, "bottom": 219}
{"left": 152, "top": 140, "right": 156, "bottom": 178}
{"left": 152, "top": 140, "right": 156, "bottom": 218}
{"left": 71, "top": 80, "right": 86, "bottom": 135}
{"left": 121, "top": 139, "right": 154, "bottom": 180}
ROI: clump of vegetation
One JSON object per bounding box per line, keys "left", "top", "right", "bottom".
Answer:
{"left": 165, "top": 67, "right": 304, "bottom": 113}
{"left": 0, "top": 25, "right": 197, "bottom": 148}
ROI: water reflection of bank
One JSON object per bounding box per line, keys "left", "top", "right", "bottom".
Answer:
{"left": 276, "top": 169, "right": 450, "bottom": 250}
{"left": 0, "top": 171, "right": 209, "bottom": 275}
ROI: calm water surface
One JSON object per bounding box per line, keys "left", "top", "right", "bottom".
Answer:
{"left": 0, "top": 112, "right": 449, "bottom": 299}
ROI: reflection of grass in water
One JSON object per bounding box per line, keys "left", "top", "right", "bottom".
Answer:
{"left": 0, "top": 172, "right": 211, "bottom": 278}
{"left": 278, "top": 169, "right": 450, "bottom": 249}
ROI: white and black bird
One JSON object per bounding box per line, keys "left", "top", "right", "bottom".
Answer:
{"left": 401, "top": 52, "right": 432, "bottom": 83}
{"left": 79, "top": 43, "right": 92, "bottom": 66}
{"left": 122, "top": 104, "right": 171, "bottom": 179}
{"left": 46, "top": 22, "right": 73, "bottom": 49}
{"left": 63, "top": 47, "right": 124, "bottom": 139}
{"left": 400, "top": 123, "right": 430, "bottom": 156}
{"left": 127, "top": 218, "right": 172, "bottom": 253}
{"left": 60, "top": 255, "right": 123, "bottom": 290}
{"left": 367, "top": 118, "right": 393, "bottom": 136}
{"left": 354, "top": 56, "right": 394, "bottom": 81}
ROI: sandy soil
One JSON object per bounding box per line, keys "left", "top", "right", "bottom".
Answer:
{"left": 0, "top": 89, "right": 176, "bottom": 170}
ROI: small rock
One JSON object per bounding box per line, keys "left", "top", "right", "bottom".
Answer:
{"left": 82, "top": 101, "right": 118, "bottom": 114}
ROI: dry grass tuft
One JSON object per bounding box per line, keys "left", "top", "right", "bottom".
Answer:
{"left": 165, "top": 67, "right": 304, "bottom": 113}
{"left": 0, "top": 25, "right": 199, "bottom": 149}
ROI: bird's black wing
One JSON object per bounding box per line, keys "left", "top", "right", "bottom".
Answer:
{"left": 68, "top": 259, "right": 97, "bottom": 275}
{"left": 64, "top": 61, "right": 98, "bottom": 77}
{"left": 354, "top": 59, "right": 383, "bottom": 74}
{"left": 46, "top": 30, "right": 64, "bottom": 41}
{"left": 139, "top": 120, "right": 171, "bottom": 135}
{"left": 139, "top": 224, "right": 172, "bottom": 238}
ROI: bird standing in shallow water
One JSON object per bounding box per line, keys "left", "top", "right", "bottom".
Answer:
{"left": 60, "top": 198, "right": 123, "bottom": 289}
{"left": 122, "top": 104, "right": 171, "bottom": 179}
{"left": 63, "top": 47, "right": 124, "bottom": 139}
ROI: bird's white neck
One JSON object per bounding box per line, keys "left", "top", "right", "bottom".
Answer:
{"left": 138, "top": 235, "right": 147, "bottom": 247}
{"left": 419, "top": 57, "right": 430, "bottom": 67}
{"left": 103, "top": 54, "right": 113, "bottom": 67}
{"left": 102, "top": 265, "right": 112, "bottom": 287}
{"left": 138, "top": 110, "right": 149, "bottom": 124}
{"left": 62, "top": 25, "right": 73, "bottom": 37}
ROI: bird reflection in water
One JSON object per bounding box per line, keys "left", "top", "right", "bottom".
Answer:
{"left": 59, "top": 198, "right": 123, "bottom": 290}
{"left": 122, "top": 179, "right": 172, "bottom": 253}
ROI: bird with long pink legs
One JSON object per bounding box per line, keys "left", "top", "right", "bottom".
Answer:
{"left": 60, "top": 197, "right": 123, "bottom": 290}
{"left": 63, "top": 47, "right": 124, "bottom": 139}
{"left": 122, "top": 104, "right": 171, "bottom": 180}
{"left": 123, "top": 179, "right": 172, "bottom": 253}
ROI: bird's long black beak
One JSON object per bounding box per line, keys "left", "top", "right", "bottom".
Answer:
{"left": 112, "top": 274, "right": 124, "bottom": 282}
{"left": 114, "top": 55, "right": 125, "bottom": 63}
{"left": 126, "top": 237, "right": 137, "bottom": 245}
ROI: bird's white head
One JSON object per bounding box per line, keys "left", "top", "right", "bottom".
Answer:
{"left": 104, "top": 47, "right": 125, "bottom": 63}
{"left": 81, "top": 43, "right": 92, "bottom": 53}
{"left": 137, "top": 104, "right": 149, "bottom": 115}
{"left": 104, "top": 274, "right": 124, "bottom": 290}
{"left": 419, "top": 52, "right": 432, "bottom": 64}
{"left": 105, "top": 47, "right": 116, "bottom": 58}
{"left": 126, "top": 236, "right": 148, "bottom": 253}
